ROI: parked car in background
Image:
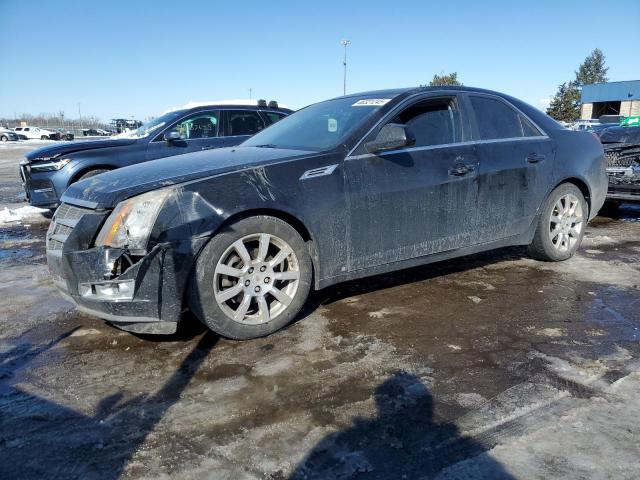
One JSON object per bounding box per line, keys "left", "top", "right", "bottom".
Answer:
{"left": 0, "top": 128, "right": 20, "bottom": 141}
{"left": 47, "top": 87, "right": 606, "bottom": 338}
{"left": 600, "top": 126, "right": 640, "bottom": 205}
{"left": 21, "top": 100, "right": 291, "bottom": 208}
{"left": 13, "top": 126, "right": 61, "bottom": 140}
{"left": 590, "top": 123, "right": 618, "bottom": 136}
{"left": 82, "top": 128, "right": 110, "bottom": 136}
{"left": 571, "top": 119, "right": 600, "bottom": 131}
{"left": 54, "top": 129, "right": 75, "bottom": 141}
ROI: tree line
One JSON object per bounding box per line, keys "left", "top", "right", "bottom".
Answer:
{"left": 0, "top": 112, "right": 108, "bottom": 130}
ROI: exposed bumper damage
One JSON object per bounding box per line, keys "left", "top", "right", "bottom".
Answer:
{"left": 605, "top": 143, "right": 640, "bottom": 202}
{"left": 46, "top": 202, "right": 207, "bottom": 334}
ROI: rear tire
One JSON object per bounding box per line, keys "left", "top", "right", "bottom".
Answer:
{"left": 41, "top": 135, "right": 48, "bottom": 140}
{"left": 189, "top": 216, "right": 312, "bottom": 340}
{"left": 528, "top": 183, "right": 587, "bottom": 262}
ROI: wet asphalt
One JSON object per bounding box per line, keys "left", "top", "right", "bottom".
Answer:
{"left": 0, "top": 142, "right": 639, "bottom": 479}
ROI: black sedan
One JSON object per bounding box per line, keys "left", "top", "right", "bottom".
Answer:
{"left": 48, "top": 87, "right": 607, "bottom": 338}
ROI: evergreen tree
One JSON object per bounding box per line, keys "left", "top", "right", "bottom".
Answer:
{"left": 575, "top": 48, "right": 608, "bottom": 86}
{"left": 429, "top": 72, "right": 462, "bottom": 86}
{"left": 547, "top": 82, "right": 581, "bottom": 122}
{"left": 546, "top": 49, "right": 608, "bottom": 121}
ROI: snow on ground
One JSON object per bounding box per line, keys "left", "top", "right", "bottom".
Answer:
{"left": 0, "top": 205, "right": 49, "bottom": 224}
{"left": 0, "top": 139, "right": 55, "bottom": 149}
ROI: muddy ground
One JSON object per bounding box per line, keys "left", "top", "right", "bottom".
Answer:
{"left": 1, "top": 142, "right": 639, "bottom": 479}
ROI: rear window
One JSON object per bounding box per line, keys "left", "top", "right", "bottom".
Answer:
{"left": 470, "top": 95, "right": 542, "bottom": 140}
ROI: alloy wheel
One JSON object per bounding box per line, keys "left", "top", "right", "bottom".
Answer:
{"left": 213, "top": 233, "right": 300, "bottom": 325}
{"left": 549, "top": 193, "right": 583, "bottom": 252}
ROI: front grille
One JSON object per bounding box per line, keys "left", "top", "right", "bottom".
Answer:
{"left": 55, "top": 203, "right": 87, "bottom": 224}
{"left": 605, "top": 147, "right": 640, "bottom": 168}
{"left": 46, "top": 203, "right": 92, "bottom": 252}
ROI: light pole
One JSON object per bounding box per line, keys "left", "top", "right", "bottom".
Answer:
{"left": 77, "top": 102, "right": 82, "bottom": 129}
{"left": 340, "top": 39, "right": 350, "bottom": 96}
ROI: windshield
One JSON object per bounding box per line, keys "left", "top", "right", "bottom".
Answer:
{"left": 243, "top": 96, "right": 394, "bottom": 151}
{"left": 117, "top": 110, "right": 184, "bottom": 139}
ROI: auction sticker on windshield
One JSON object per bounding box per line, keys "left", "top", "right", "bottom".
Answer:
{"left": 352, "top": 99, "right": 391, "bottom": 107}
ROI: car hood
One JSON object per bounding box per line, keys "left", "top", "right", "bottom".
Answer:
{"left": 62, "top": 146, "right": 315, "bottom": 209}
{"left": 600, "top": 126, "right": 640, "bottom": 145}
{"left": 25, "top": 138, "right": 138, "bottom": 162}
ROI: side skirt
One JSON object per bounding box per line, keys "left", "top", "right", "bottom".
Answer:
{"left": 317, "top": 222, "right": 537, "bottom": 290}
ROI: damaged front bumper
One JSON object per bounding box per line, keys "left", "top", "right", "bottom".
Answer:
{"left": 46, "top": 203, "right": 206, "bottom": 334}
{"left": 605, "top": 144, "right": 640, "bottom": 202}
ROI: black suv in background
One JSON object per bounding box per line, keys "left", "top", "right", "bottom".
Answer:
{"left": 20, "top": 100, "right": 291, "bottom": 208}
{"left": 600, "top": 126, "right": 640, "bottom": 204}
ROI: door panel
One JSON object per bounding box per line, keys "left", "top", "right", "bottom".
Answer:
{"left": 466, "top": 94, "right": 555, "bottom": 242}
{"left": 474, "top": 138, "right": 554, "bottom": 241}
{"left": 345, "top": 144, "right": 480, "bottom": 271}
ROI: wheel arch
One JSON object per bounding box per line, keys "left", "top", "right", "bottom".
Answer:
{"left": 553, "top": 177, "right": 592, "bottom": 217}
{"left": 69, "top": 164, "right": 116, "bottom": 185}
{"left": 217, "top": 208, "right": 319, "bottom": 287}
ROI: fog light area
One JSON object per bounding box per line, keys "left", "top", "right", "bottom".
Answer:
{"left": 79, "top": 280, "right": 135, "bottom": 301}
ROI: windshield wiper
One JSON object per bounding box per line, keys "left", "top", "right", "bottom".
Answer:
{"left": 254, "top": 143, "right": 278, "bottom": 148}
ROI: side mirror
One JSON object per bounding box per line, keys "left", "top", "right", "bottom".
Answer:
{"left": 364, "top": 123, "right": 415, "bottom": 154}
{"left": 164, "top": 130, "right": 181, "bottom": 143}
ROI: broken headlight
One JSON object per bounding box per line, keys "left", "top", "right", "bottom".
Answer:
{"left": 95, "top": 189, "right": 173, "bottom": 254}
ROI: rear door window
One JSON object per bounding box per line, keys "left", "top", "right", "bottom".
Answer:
{"left": 469, "top": 95, "right": 542, "bottom": 140}
{"left": 262, "top": 111, "right": 287, "bottom": 125}
{"left": 226, "top": 110, "right": 266, "bottom": 136}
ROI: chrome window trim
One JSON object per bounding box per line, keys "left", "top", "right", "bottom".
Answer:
{"left": 345, "top": 135, "right": 551, "bottom": 161}
{"left": 346, "top": 90, "right": 549, "bottom": 159}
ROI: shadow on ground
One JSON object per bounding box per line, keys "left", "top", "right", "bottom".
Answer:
{"left": 288, "top": 372, "right": 515, "bottom": 480}
{"left": 0, "top": 329, "right": 219, "bottom": 479}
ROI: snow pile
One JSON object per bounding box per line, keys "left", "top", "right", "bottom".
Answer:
{"left": 0, "top": 206, "right": 48, "bottom": 224}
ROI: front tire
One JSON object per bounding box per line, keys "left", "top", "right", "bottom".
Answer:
{"left": 189, "top": 216, "right": 312, "bottom": 340}
{"left": 41, "top": 135, "right": 48, "bottom": 140}
{"left": 0, "top": 135, "right": 7, "bottom": 141}
{"left": 528, "top": 183, "right": 587, "bottom": 261}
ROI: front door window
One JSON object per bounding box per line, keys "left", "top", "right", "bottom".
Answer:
{"left": 175, "top": 111, "right": 220, "bottom": 139}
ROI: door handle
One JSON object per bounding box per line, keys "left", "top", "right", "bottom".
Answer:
{"left": 449, "top": 163, "right": 475, "bottom": 176}
{"left": 201, "top": 145, "right": 220, "bottom": 151}
{"left": 526, "top": 153, "right": 545, "bottom": 163}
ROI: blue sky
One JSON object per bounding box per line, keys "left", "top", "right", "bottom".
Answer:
{"left": 1, "top": 0, "right": 638, "bottom": 121}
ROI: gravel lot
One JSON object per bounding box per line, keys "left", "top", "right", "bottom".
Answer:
{"left": 1, "top": 141, "right": 639, "bottom": 479}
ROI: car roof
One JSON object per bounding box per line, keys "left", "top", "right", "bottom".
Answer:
{"left": 329, "top": 85, "right": 534, "bottom": 102}
{"left": 164, "top": 99, "right": 291, "bottom": 114}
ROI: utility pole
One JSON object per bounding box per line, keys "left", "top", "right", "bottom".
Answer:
{"left": 340, "top": 39, "right": 350, "bottom": 96}
{"left": 77, "top": 102, "right": 82, "bottom": 129}
{"left": 249, "top": 88, "right": 252, "bottom": 100}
